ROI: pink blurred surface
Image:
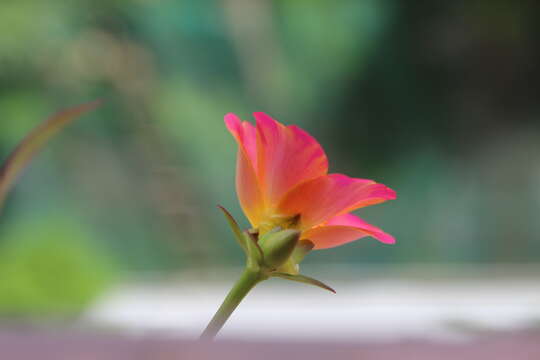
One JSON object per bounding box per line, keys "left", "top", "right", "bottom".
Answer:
{"left": 1, "top": 329, "right": 539, "bottom": 360}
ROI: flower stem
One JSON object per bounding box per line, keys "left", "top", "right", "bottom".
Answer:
{"left": 200, "top": 268, "right": 263, "bottom": 341}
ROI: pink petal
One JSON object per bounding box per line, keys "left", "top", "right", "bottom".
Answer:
{"left": 225, "top": 113, "right": 257, "bottom": 167}
{"left": 278, "top": 173, "right": 396, "bottom": 230}
{"left": 254, "top": 112, "right": 328, "bottom": 207}
{"left": 325, "top": 213, "right": 396, "bottom": 244}
{"left": 302, "top": 213, "right": 395, "bottom": 249}
{"left": 225, "top": 113, "right": 264, "bottom": 226}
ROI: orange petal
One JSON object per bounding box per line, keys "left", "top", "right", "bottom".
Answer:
{"left": 278, "top": 173, "right": 396, "bottom": 230}
{"left": 254, "top": 112, "right": 328, "bottom": 207}
{"left": 225, "top": 113, "right": 264, "bottom": 226}
{"left": 302, "top": 213, "right": 395, "bottom": 249}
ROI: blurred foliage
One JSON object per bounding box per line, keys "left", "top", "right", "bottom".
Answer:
{"left": 1, "top": 0, "right": 539, "bottom": 314}
{"left": 0, "top": 216, "right": 115, "bottom": 315}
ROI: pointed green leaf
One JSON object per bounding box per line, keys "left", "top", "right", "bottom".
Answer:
{"left": 217, "top": 205, "right": 246, "bottom": 251}
{"left": 0, "top": 100, "right": 102, "bottom": 213}
{"left": 271, "top": 272, "right": 336, "bottom": 293}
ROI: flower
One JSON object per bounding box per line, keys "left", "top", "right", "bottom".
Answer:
{"left": 200, "top": 112, "right": 396, "bottom": 339}
{"left": 225, "top": 112, "right": 396, "bottom": 250}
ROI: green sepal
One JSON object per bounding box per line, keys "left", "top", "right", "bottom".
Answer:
{"left": 259, "top": 229, "right": 300, "bottom": 270}
{"left": 244, "top": 230, "right": 263, "bottom": 270}
{"left": 274, "top": 239, "right": 314, "bottom": 275}
{"left": 271, "top": 272, "right": 336, "bottom": 294}
{"left": 217, "top": 206, "right": 265, "bottom": 271}
{"left": 217, "top": 205, "right": 246, "bottom": 252}
{"left": 291, "top": 239, "right": 314, "bottom": 264}
{"left": 276, "top": 258, "right": 299, "bottom": 275}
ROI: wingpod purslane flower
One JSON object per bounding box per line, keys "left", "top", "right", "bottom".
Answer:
{"left": 224, "top": 112, "right": 396, "bottom": 249}
{"left": 200, "top": 112, "right": 396, "bottom": 341}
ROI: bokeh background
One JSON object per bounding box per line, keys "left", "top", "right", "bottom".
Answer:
{"left": 1, "top": 0, "right": 539, "bottom": 356}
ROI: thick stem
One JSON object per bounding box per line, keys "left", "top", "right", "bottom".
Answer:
{"left": 200, "top": 268, "right": 263, "bottom": 341}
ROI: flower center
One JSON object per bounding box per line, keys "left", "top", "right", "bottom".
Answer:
{"left": 258, "top": 213, "right": 301, "bottom": 236}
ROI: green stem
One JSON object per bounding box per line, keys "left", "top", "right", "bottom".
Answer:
{"left": 200, "top": 268, "right": 263, "bottom": 341}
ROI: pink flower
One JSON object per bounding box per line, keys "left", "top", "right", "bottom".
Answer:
{"left": 225, "top": 112, "right": 396, "bottom": 249}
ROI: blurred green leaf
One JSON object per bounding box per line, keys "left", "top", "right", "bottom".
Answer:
{"left": 0, "top": 216, "right": 116, "bottom": 315}
{"left": 0, "top": 101, "right": 101, "bottom": 213}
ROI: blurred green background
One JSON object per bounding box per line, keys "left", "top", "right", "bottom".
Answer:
{"left": 1, "top": 0, "right": 539, "bottom": 314}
